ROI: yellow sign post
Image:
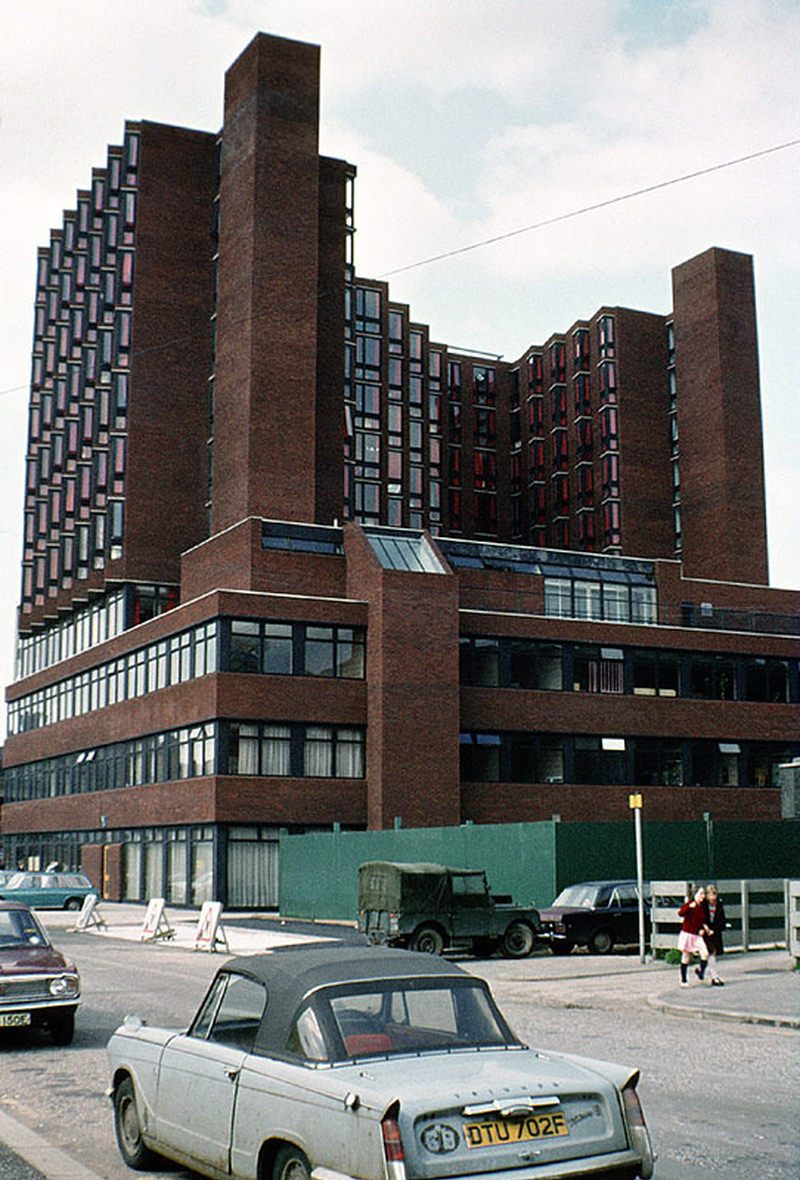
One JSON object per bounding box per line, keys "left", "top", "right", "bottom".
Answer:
{"left": 629, "top": 794, "right": 646, "bottom": 963}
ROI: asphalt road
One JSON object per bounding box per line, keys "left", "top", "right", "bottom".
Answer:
{"left": 0, "top": 1144, "right": 43, "bottom": 1180}
{"left": 0, "top": 925, "right": 797, "bottom": 1180}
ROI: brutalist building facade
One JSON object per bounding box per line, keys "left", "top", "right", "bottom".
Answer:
{"left": 3, "top": 33, "right": 797, "bottom": 907}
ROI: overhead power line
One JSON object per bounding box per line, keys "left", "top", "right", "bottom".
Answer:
{"left": 377, "top": 138, "right": 800, "bottom": 279}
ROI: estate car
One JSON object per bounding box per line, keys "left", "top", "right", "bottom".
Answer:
{"left": 538, "top": 880, "right": 651, "bottom": 955}
{"left": 107, "top": 943, "right": 654, "bottom": 1180}
{"left": 0, "top": 871, "right": 96, "bottom": 910}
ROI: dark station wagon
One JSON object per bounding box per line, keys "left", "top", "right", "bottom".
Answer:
{"left": 539, "top": 880, "right": 651, "bottom": 955}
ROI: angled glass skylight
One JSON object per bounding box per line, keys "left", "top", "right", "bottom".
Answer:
{"left": 364, "top": 528, "right": 446, "bottom": 574}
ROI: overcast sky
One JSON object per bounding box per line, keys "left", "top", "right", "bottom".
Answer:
{"left": 1, "top": 0, "right": 798, "bottom": 720}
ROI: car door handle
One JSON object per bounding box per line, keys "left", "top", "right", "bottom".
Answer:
{"left": 224, "top": 1067, "right": 240, "bottom": 1082}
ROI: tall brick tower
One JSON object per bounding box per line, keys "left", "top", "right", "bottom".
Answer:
{"left": 671, "top": 248, "right": 769, "bottom": 584}
{"left": 211, "top": 33, "right": 350, "bottom": 533}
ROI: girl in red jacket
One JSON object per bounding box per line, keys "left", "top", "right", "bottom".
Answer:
{"left": 677, "top": 886, "right": 711, "bottom": 986}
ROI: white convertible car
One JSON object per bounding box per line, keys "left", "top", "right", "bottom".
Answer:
{"left": 107, "top": 944, "right": 654, "bottom": 1180}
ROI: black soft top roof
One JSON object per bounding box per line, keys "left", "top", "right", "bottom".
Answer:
{"left": 222, "top": 944, "right": 476, "bottom": 1056}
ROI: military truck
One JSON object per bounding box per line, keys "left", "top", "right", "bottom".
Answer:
{"left": 357, "top": 861, "right": 540, "bottom": 958}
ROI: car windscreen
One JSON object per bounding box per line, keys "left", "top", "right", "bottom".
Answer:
{"left": 320, "top": 979, "right": 520, "bottom": 1060}
{"left": 0, "top": 908, "right": 49, "bottom": 948}
{"left": 551, "top": 884, "right": 602, "bottom": 908}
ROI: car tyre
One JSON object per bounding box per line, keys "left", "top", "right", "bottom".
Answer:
{"left": 410, "top": 925, "right": 445, "bottom": 955}
{"left": 273, "top": 1144, "right": 312, "bottom": 1180}
{"left": 588, "top": 928, "right": 615, "bottom": 955}
{"left": 549, "top": 940, "right": 575, "bottom": 955}
{"left": 114, "top": 1077, "right": 158, "bottom": 1170}
{"left": 64, "top": 898, "right": 82, "bottom": 911}
{"left": 49, "top": 1010, "right": 75, "bottom": 1045}
{"left": 501, "top": 920, "right": 535, "bottom": 958}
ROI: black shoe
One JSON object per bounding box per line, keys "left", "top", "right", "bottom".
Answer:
{"left": 711, "top": 978, "right": 725, "bottom": 986}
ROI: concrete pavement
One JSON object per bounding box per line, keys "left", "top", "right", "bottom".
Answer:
{"left": 646, "top": 948, "right": 799, "bottom": 1029}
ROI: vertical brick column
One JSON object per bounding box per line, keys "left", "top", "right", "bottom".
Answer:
{"left": 345, "top": 525, "right": 462, "bottom": 829}
{"left": 672, "top": 248, "right": 768, "bottom": 583}
{"left": 212, "top": 33, "right": 322, "bottom": 531}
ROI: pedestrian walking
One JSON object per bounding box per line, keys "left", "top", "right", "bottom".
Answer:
{"left": 677, "top": 885, "right": 711, "bottom": 986}
{"left": 703, "top": 883, "right": 727, "bottom": 986}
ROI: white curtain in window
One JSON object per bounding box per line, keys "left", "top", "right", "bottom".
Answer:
{"left": 123, "top": 842, "right": 141, "bottom": 900}
{"left": 304, "top": 726, "right": 333, "bottom": 776}
{"left": 227, "top": 841, "right": 279, "bottom": 907}
{"left": 144, "top": 841, "right": 164, "bottom": 899}
{"left": 167, "top": 840, "right": 187, "bottom": 905}
{"left": 336, "top": 728, "right": 364, "bottom": 777}
{"left": 262, "top": 725, "right": 291, "bottom": 775}
{"left": 191, "top": 842, "right": 214, "bottom": 907}
{"left": 231, "top": 724, "right": 259, "bottom": 774}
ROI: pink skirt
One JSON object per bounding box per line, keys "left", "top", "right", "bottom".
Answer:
{"left": 678, "top": 931, "right": 707, "bottom": 954}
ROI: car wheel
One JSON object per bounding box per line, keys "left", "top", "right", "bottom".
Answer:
{"left": 273, "top": 1144, "right": 312, "bottom": 1180}
{"left": 550, "top": 940, "right": 575, "bottom": 955}
{"left": 501, "top": 920, "right": 535, "bottom": 958}
{"left": 410, "top": 925, "right": 445, "bottom": 955}
{"left": 49, "top": 1010, "right": 75, "bottom": 1046}
{"left": 114, "top": 1077, "right": 157, "bottom": 1170}
{"left": 64, "top": 898, "right": 82, "bottom": 911}
{"left": 588, "top": 928, "right": 615, "bottom": 955}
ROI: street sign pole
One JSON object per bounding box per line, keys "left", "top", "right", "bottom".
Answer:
{"left": 629, "top": 793, "right": 646, "bottom": 963}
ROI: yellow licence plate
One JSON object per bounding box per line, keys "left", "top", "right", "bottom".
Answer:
{"left": 0, "top": 1012, "right": 32, "bottom": 1027}
{"left": 464, "top": 1112, "right": 569, "bottom": 1148}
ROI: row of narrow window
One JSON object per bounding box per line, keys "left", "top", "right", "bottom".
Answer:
{"left": 8, "top": 618, "right": 366, "bottom": 736}
{"left": 459, "top": 636, "right": 796, "bottom": 703}
{"left": 3, "top": 720, "right": 366, "bottom": 803}
{"left": 460, "top": 732, "right": 797, "bottom": 789}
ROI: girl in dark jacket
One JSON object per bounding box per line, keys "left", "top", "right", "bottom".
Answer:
{"left": 703, "top": 883, "right": 727, "bottom": 986}
{"left": 677, "top": 886, "right": 711, "bottom": 986}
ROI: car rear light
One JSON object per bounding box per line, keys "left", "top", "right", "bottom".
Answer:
{"left": 622, "top": 1079, "right": 654, "bottom": 1179}
{"left": 622, "top": 1082, "right": 645, "bottom": 1127}
{"left": 382, "top": 1107, "right": 407, "bottom": 1180}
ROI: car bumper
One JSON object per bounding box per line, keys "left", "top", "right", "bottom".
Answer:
{"left": 540, "top": 931, "right": 579, "bottom": 946}
{"left": 313, "top": 1144, "right": 652, "bottom": 1180}
{"left": 0, "top": 999, "right": 80, "bottom": 1028}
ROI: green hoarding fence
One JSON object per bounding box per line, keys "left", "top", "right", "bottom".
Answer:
{"left": 278, "top": 818, "right": 800, "bottom": 923}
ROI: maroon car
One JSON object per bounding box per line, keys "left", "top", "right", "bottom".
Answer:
{"left": 0, "top": 900, "right": 80, "bottom": 1044}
